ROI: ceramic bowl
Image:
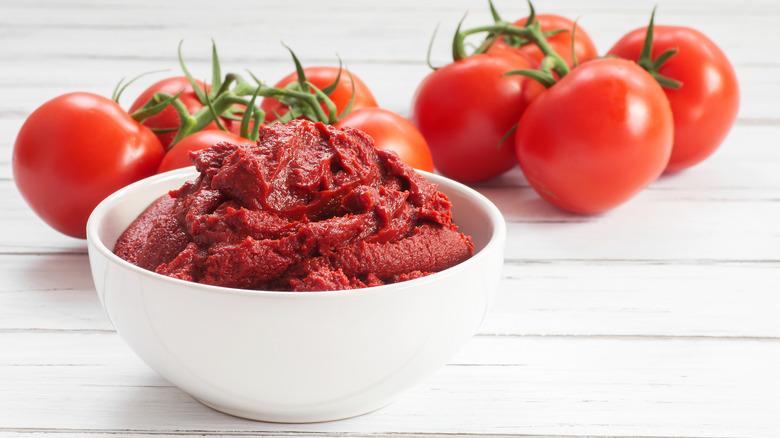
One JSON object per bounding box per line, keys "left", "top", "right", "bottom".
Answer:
{"left": 86, "top": 167, "right": 505, "bottom": 423}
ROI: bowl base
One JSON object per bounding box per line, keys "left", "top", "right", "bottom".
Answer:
{"left": 193, "top": 396, "right": 393, "bottom": 424}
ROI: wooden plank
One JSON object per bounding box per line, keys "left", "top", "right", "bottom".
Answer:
{"left": 0, "top": 253, "right": 110, "bottom": 331}
{"left": 1, "top": 331, "right": 778, "bottom": 437}
{"left": 494, "top": 195, "right": 780, "bottom": 261}
{"left": 484, "top": 260, "right": 780, "bottom": 338}
{"left": 0, "top": 0, "right": 776, "bottom": 66}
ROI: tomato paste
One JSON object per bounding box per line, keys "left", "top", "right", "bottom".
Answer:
{"left": 114, "top": 120, "right": 473, "bottom": 291}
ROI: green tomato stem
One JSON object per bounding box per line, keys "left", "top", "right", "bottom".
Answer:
{"left": 128, "top": 90, "right": 184, "bottom": 123}
{"left": 240, "top": 86, "right": 263, "bottom": 141}
{"left": 177, "top": 41, "right": 208, "bottom": 105}
{"left": 637, "top": 7, "right": 683, "bottom": 89}
{"left": 454, "top": 21, "right": 570, "bottom": 79}
{"left": 209, "top": 39, "right": 222, "bottom": 100}
{"left": 161, "top": 42, "right": 346, "bottom": 146}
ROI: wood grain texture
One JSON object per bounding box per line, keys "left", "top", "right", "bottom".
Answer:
{"left": 2, "top": 331, "right": 778, "bottom": 437}
{"left": 1, "top": 0, "right": 778, "bottom": 437}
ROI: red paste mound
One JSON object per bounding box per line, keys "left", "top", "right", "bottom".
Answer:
{"left": 114, "top": 120, "right": 473, "bottom": 291}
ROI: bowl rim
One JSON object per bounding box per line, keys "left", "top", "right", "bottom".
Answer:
{"left": 86, "top": 167, "right": 506, "bottom": 299}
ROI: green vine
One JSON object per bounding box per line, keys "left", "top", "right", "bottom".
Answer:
{"left": 127, "top": 41, "right": 353, "bottom": 147}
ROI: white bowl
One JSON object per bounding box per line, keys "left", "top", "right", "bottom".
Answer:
{"left": 86, "top": 167, "right": 505, "bottom": 423}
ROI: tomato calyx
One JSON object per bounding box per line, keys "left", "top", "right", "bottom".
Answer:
{"left": 635, "top": 8, "right": 683, "bottom": 89}
{"left": 481, "top": 0, "right": 566, "bottom": 55}
{"left": 485, "top": 0, "right": 533, "bottom": 49}
{"left": 451, "top": 1, "right": 575, "bottom": 88}
{"left": 449, "top": 0, "right": 566, "bottom": 63}
{"left": 265, "top": 45, "right": 358, "bottom": 124}
{"left": 455, "top": 19, "right": 570, "bottom": 87}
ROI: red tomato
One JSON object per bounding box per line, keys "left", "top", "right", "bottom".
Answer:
{"left": 484, "top": 43, "right": 539, "bottom": 65}
{"left": 260, "top": 67, "right": 378, "bottom": 122}
{"left": 410, "top": 53, "right": 544, "bottom": 183}
{"left": 608, "top": 25, "right": 739, "bottom": 173}
{"left": 129, "top": 76, "right": 240, "bottom": 149}
{"left": 157, "top": 129, "right": 252, "bottom": 174}
{"left": 515, "top": 58, "right": 673, "bottom": 214}
{"left": 495, "top": 14, "right": 598, "bottom": 68}
{"left": 13, "top": 92, "right": 164, "bottom": 238}
{"left": 334, "top": 107, "right": 434, "bottom": 172}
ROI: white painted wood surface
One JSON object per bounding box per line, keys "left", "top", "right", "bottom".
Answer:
{"left": 1, "top": 0, "right": 778, "bottom": 437}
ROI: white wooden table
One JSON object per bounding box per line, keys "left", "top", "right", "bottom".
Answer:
{"left": 1, "top": 0, "right": 779, "bottom": 437}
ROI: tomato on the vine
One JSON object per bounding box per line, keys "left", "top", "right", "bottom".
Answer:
{"left": 410, "top": 53, "right": 544, "bottom": 183}
{"left": 157, "top": 129, "right": 252, "bottom": 174}
{"left": 514, "top": 58, "right": 674, "bottom": 214}
{"left": 494, "top": 14, "right": 598, "bottom": 68}
{"left": 334, "top": 107, "right": 434, "bottom": 172}
{"left": 13, "top": 92, "right": 164, "bottom": 238}
{"left": 607, "top": 24, "right": 739, "bottom": 173}
{"left": 484, "top": 43, "right": 538, "bottom": 65}
{"left": 261, "top": 67, "right": 378, "bottom": 122}
{"left": 129, "top": 76, "right": 241, "bottom": 149}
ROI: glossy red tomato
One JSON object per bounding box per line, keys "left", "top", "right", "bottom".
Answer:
{"left": 129, "top": 76, "right": 239, "bottom": 149}
{"left": 608, "top": 25, "right": 739, "bottom": 173}
{"left": 410, "top": 53, "right": 544, "bottom": 183}
{"left": 157, "top": 129, "right": 251, "bottom": 174}
{"left": 495, "top": 14, "right": 598, "bottom": 68}
{"left": 13, "top": 92, "right": 164, "bottom": 238}
{"left": 484, "top": 43, "right": 539, "bottom": 65}
{"left": 334, "top": 107, "right": 434, "bottom": 172}
{"left": 515, "top": 58, "right": 674, "bottom": 214}
{"left": 260, "top": 67, "right": 378, "bottom": 122}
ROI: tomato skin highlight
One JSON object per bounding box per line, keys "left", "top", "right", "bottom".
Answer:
{"left": 608, "top": 25, "right": 739, "bottom": 173}
{"left": 495, "top": 14, "right": 599, "bottom": 68}
{"left": 157, "top": 129, "right": 252, "bottom": 174}
{"left": 515, "top": 58, "right": 674, "bottom": 214}
{"left": 410, "top": 53, "right": 544, "bottom": 183}
{"left": 13, "top": 92, "right": 164, "bottom": 238}
{"left": 334, "top": 107, "right": 434, "bottom": 172}
{"left": 261, "top": 67, "right": 378, "bottom": 122}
